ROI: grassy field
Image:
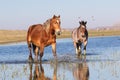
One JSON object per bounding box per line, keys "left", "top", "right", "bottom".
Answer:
{"left": 57, "top": 30, "right": 120, "bottom": 38}
{"left": 0, "top": 29, "right": 120, "bottom": 44}
{"left": 88, "top": 30, "right": 120, "bottom": 37}
{"left": 0, "top": 30, "right": 27, "bottom": 44}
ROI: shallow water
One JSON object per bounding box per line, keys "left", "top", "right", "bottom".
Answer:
{"left": 0, "top": 36, "right": 120, "bottom": 80}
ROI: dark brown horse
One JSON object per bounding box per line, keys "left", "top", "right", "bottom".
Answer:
{"left": 27, "top": 15, "right": 61, "bottom": 62}
{"left": 72, "top": 21, "right": 88, "bottom": 56}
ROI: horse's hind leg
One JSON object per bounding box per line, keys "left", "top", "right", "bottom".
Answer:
{"left": 28, "top": 42, "right": 33, "bottom": 62}
{"left": 39, "top": 45, "right": 44, "bottom": 62}
{"left": 34, "top": 47, "right": 39, "bottom": 62}
{"left": 27, "top": 30, "right": 33, "bottom": 62}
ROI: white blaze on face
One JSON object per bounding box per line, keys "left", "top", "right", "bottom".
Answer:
{"left": 55, "top": 19, "right": 61, "bottom": 32}
{"left": 56, "top": 20, "right": 59, "bottom": 24}
{"left": 81, "top": 25, "right": 85, "bottom": 28}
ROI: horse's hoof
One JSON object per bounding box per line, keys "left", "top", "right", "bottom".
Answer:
{"left": 76, "top": 54, "right": 82, "bottom": 59}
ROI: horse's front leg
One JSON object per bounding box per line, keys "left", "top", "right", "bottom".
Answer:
{"left": 73, "top": 42, "right": 78, "bottom": 55}
{"left": 34, "top": 47, "right": 39, "bottom": 62}
{"left": 83, "top": 41, "right": 87, "bottom": 56}
{"left": 51, "top": 43, "right": 57, "bottom": 59}
{"left": 74, "top": 42, "right": 80, "bottom": 55}
{"left": 76, "top": 42, "right": 82, "bottom": 56}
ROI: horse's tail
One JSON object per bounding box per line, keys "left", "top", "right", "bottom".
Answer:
{"left": 27, "top": 25, "right": 37, "bottom": 43}
{"left": 27, "top": 26, "right": 32, "bottom": 49}
{"left": 27, "top": 25, "right": 36, "bottom": 49}
{"left": 27, "top": 26, "right": 32, "bottom": 44}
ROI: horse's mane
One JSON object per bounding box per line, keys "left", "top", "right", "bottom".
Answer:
{"left": 43, "top": 19, "right": 50, "bottom": 27}
{"left": 43, "top": 19, "right": 51, "bottom": 33}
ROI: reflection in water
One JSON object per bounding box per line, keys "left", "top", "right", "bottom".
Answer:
{"left": 72, "top": 60, "right": 89, "bottom": 80}
{"left": 29, "top": 62, "right": 57, "bottom": 80}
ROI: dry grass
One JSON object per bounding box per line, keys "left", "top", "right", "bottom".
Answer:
{"left": 57, "top": 30, "right": 71, "bottom": 38}
{"left": 0, "top": 29, "right": 120, "bottom": 44}
{"left": 57, "top": 30, "right": 120, "bottom": 38}
{"left": 0, "top": 30, "right": 27, "bottom": 44}
{"left": 88, "top": 30, "right": 120, "bottom": 37}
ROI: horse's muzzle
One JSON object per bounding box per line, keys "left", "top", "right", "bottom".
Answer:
{"left": 57, "top": 31, "right": 61, "bottom": 35}
{"left": 82, "top": 35, "right": 86, "bottom": 37}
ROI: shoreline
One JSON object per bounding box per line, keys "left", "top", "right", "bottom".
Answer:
{"left": 0, "top": 40, "right": 26, "bottom": 45}
{"left": 1, "top": 35, "right": 120, "bottom": 45}
{"left": 0, "top": 30, "right": 120, "bottom": 44}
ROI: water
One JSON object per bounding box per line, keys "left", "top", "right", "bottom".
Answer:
{"left": 0, "top": 36, "right": 120, "bottom": 80}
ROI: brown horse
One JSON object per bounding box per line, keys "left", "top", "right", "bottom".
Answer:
{"left": 72, "top": 21, "right": 88, "bottom": 56}
{"left": 27, "top": 15, "right": 61, "bottom": 62}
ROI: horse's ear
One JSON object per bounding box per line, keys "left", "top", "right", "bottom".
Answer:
{"left": 58, "top": 15, "right": 60, "bottom": 18}
{"left": 53, "top": 15, "right": 56, "bottom": 19}
{"left": 85, "top": 21, "right": 87, "bottom": 24}
{"left": 79, "top": 21, "right": 81, "bottom": 24}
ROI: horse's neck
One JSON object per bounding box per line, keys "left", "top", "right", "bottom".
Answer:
{"left": 44, "top": 25, "right": 50, "bottom": 34}
{"left": 43, "top": 22, "right": 55, "bottom": 38}
{"left": 43, "top": 19, "right": 51, "bottom": 34}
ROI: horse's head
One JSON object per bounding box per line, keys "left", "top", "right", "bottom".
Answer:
{"left": 79, "top": 21, "right": 87, "bottom": 37}
{"left": 51, "top": 15, "right": 61, "bottom": 35}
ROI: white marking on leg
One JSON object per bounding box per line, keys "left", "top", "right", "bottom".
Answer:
{"left": 78, "top": 46, "right": 81, "bottom": 53}
{"left": 76, "top": 48, "right": 78, "bottom": 55}
{"left": 84, "top": 50, "right": 86, "bottom": 55}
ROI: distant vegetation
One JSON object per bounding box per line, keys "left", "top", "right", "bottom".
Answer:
{"left": 88, "top": 30, "right": 120, "bottom": 37}
{"left": 57, "top": 30, "right": 71, "bottom": 38}
{"left": 0, "top": 30, "right": 26, "bottom": 44}
{"left": 0, "top": 29, "right": 120, "bottom": 44}
{"left": 57, "top": 28, "right": 120, "bottom": 38}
